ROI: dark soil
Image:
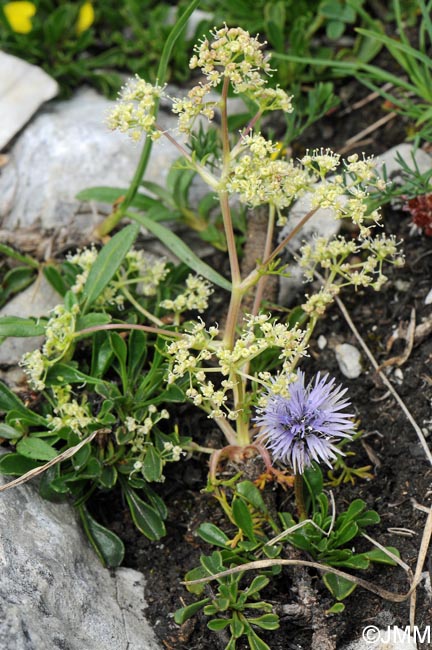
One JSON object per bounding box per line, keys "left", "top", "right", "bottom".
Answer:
{"left": 90, "top": 72, "right": 432, "bottom": 650}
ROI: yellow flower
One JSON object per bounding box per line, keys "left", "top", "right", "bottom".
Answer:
{"left": 76, "top": 2, "right": 94, "bottom": 35}
{"left": 3, "top": 1, "right": 36, "bottom": 34}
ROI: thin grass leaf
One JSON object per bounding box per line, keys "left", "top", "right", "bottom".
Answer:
{"left": 128, "top": 212, "right": 231, "bottom": 291}
{"left": 81, "top": 224, "right": 139, "bottom": 312}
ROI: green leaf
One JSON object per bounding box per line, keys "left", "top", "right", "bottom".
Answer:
{"left": 75, "top": 313, "right": 111, "bottom": 332}
{"left": 248, "top": 613, "right": 279, "bottom": 630}
{"left": 323, "top": 573, "right": 357, "bottom": 600}
{"left": 326, "top": 602, "right": 345, "bottom": 614}
{"left": 198, "top": 523, "right": 230, "bottom": 548}
{"left": 81, "top": 224, "right": 139, "bottom": 311}
{"left": 332, "top": 521, "right": 359, "bottom": 547}
{"left": 16, "top": 437, "right": 58, "bottom": 461}
{"left": 99, "top": 465, "right": 117, "bottom": 489}
{"left": 0, "top": 316, "right": 46, "bottom": 337}
{"left": 356, "top": 510, "right": 380, "bottom": 527}
{"left": 46, "top": 363, "right": 103, "bottom": 386}
{"left": 142, "top": 446, "right": 163, "bottom": 482}
{"left": 236, "top": 481, "right": 267, "bottom": 512}
{"left": 129, "top": 212, "right": 231, "bottom": 291}
{"left": 76, "top": 186, "right": 159, "bottom": 212}
{"left": 174, "top": 597, "right": 211, "bottom": 624}
{"left": 71, "top": 442, "right": 92, "bottom": 471}
{"left": 123, "top": 483, "right": 166, "bottom": 540}
{"left": 245, "top": 576, "right": 270, "bottom": 598}
{"left": 0, "top": 453, "right": 41, "bottom": 476}
{"left": 184, "top": 565, "right": 209, "bottom": 595}
{"left": 362, "top": 547, "right": 400, "bottom": 566}
{"left": 0, "top": 423, "right": 23, "bottom": 440}
{"left": 78, "top": 505, "right": 125, "bottom": 567}
{"left": 207, "top": 618, "right": 232, "bottom": 631}
{"left": 248, "top": 629, "right": 271, "bottom": 650}
{"left": 43, "top": 265, "right": 69, "bottom": 296}
{"left": 232, "top": 497, "right": 256, "bottom": 542}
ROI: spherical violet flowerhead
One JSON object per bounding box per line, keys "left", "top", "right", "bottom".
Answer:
{"left": 254, "top": 371, "right": 354, "bottom": 474}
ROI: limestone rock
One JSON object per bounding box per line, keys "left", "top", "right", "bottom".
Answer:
{"left": 0, "top": 52, "right": 58, "bottom": 151}
{"left": 0, "top": 471, "right": 162, "bottom": 650}
{"left": 0, "top": 87, "right": 183, "bottom": 234}
{"left": 0, "top": 275, "right": 61, "bottom": 366}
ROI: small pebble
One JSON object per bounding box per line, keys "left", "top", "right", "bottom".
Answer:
{"left": 335, "top": 343, "right": 362, "bottom": 378}
{"left": 317, "top": 335, "right": 327, "bottom": 350}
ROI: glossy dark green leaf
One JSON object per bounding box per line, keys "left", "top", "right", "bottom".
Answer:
{"left": 75, "top": 313, "right": 111, "bottom": 333}
{"left": 356, "top": 510, "right": 380, "bottom": 527}
{"left": 236, "top": 481, "right": 267, "bottom": 512}
{"left": 198, "top": 523, "right": 230, "bottom": 548}
{"left": 91, "top": 334, "right": 114, "bottom": 377}
{"left": 76, "top": 186, "right": 158, "bottom": 212}
{"left": 0, "top": 382, "right": 46, "bottom": 425}
{"left": 207, "top": 618, "right": 232, "bottom": 631}
{"left": 174, "top": 597, "right": 211, "bottom": 624}
{"left": 99, "top": 465, "right": 118, "bottom": 489}
{"left": 46, "top": 363, "right": 103, "bottom": 386}
{"left": 332, "top": 521, "right": 358, "bottom": 547}
{"left": 232, "top": 497, "right": 256, "bottom": 541}
{"left": 0, "top": 423, "right": 23, "bottom": 439}
{"left": 245, "top": 575, "right": 270, "bottom": 597}
{"left": 248, "top": 613, "right": 279, "bottom": 631}
{"left": 326, "top": 602, "right": 345, "bottom": 614}
{"left": 43, "top": 265, "right": 69, "bottom": 296}
{"left": 142, "top": 446, "right": 162, "bottom": 482}
{"left": 322, "top": 573, "right": 356, "bottom": 600}
{"left": 0, "top": 316, "right": 45, "bottom": 337}
{"left": 16, "top": 437, "right": 58, "bottom": 461}
{"left": 81, "top": 224, "right": 139, "bottom": 311}
{"left": 0, "top": 453, "right": 41, "bottom": 475}
{"left": 362, "top": 547, "right": 399, "bottom": 566}
{"left": 123, "top": 484, "right": 166, "bottom": 540}
{"left": 248, "top": 630, "right": 271, "bottom": 650}
{"left": 71, "top": 442, "right": 92, "bottom": 471}
{"left": 109, "top": 332, "right": 127, "bottom": 367}
{"left": 78, "top": 505, "right": 125, "bottom": 567}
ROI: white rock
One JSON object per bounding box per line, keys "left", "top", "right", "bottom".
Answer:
{"left": 278, "top": 191, "right": 344, "bottom": 305}
{"left": 0, "top": 52, "right": 58, "bottom": 151}
{"left": 424, "top": 287, "right": 432, "bottom": 305}
{"left": 0, "top": 275, "right": 61, "bottom": 365}
{"left": 0, "top": 87, "right": 185, "bottom": 233}
{"left": 376, "top": 143, "right": 432, "bottom": 182}
{"left": 342, "top": 626, "right": 417, "bottom": 649}
{"left": 335, "top": 343, "right": 362, "bottom": 378}
{"left": 0, "top": 470, "right": 162, "bottom": 650}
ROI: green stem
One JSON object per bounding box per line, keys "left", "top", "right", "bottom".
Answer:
{"left": 95, "top": 0, "right": 201, "bottom": 237}
{"left": 294, "top": 473, "right": 307, "bottom": 521}
{"left": 120, "top": 285, "right": 164, "bottom": 327}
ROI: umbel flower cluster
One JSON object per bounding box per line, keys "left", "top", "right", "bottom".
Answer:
{"left": 105, "top": 24, "right": 404, "bottom": 457}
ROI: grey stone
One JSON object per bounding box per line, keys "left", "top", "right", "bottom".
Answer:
{"left": 376, "top": 143, "right": 432, "bottom": 183}
{"left": 0, "top": 52, "right": 58, "bottom": 151}
{"left": 278, "top": 190, "right": 345, "bottom": 305}
{"left": 0, "top": 472, "right": 162, "bottom": 650}
{"left": 335, "top": 343, "right": 362, "bottom": 378}
{"left": 0, "top": 87, "right": 185, "bottom": 234}
{"left": 0, "top": 275, "right": 61, "bottom": 366}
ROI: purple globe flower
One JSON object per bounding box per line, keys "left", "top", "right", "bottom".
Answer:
{"left": 254, "top": 371, "right": 354, "bottom": 474}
